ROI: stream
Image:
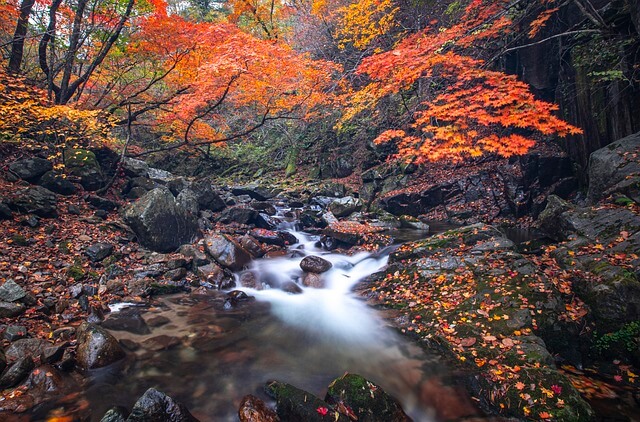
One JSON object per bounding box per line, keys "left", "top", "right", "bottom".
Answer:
{"left": 74, "top": 223, "right": 480, "bottom": 421}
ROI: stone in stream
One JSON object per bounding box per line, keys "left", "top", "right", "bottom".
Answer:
{"left": 102, "top": 309, "right": 151, "bottom": 335}
{"left": 280, "top": 281, "right": 303, "bottom": 294}
{"left": 0, "top": 356, "right": 35, "bottom": 388}
{"left": 324, "top": 373, "right": 411, "bottom": 422}
{"left": 328, "top": 196, "right": 362, "bottom": 218}
{"left": 126, "top": 388, "right": 199, "bottom": 422}
{"left": 100, "top": 407, "right": 129, "bottom": 422}
{"left": 75, "top": 322, "right": 125, "bottom": 369}
{"left": 302, "top": 272, "right": 324, "bottom": 289}
{"left": 238, "top": 395, "right": 279, "bottom": 422}
{"left": 300, "top": 255, "right": 333, "bottom": 273}
{"left": 204, "top": 234, "right": 252, "bottom": 271}
{"left": 265, "top": 380, "right": 349, "bottom": 421}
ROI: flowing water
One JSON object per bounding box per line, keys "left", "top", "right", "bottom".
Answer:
{"left": 67, "top": 222, "right": 483, "bottom": 422}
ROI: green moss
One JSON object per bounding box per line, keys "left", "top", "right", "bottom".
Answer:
{"left": 65, "top": 148, "right": 98, "bottom": 168}
{"left": 596, "top": 321, "right": 640, "bottom": 353}
{"left": 66, "top": 265, "right": 85, "bottom": 281}
{"left": 10, "top": 234, "right": 29, "bottom": 246}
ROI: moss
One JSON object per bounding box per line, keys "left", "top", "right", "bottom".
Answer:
{"left": 65, "top": 148, "right": 98, "bottom": 169}
{"left": 58, "top": 240, "right": 72, "bottom": 254}
{"left": 66, "top": 265, "right": 85, "bottom": 281}
{"left": 10, "top": 234, "right": 29, "bottom": 246}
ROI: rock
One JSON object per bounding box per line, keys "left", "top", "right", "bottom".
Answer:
{"left": 324, "top": 373, "right": 411, "bottom": 422}
{"left": 302, "top": 273, "right": 324, "bottom": 288}
{"left": 0, "top": 350, "right": 5, "bottom": 374}
{"left": 0, "top": 301, "right": 26, "bottom": 318}
{"left": 191, "top": 179, "right": 226, "bottom": 212}
{"left": 65, "top": 149, "right": 105, "bottom": 191}
{"left": 165, "top": 267, "right": 187, "bottom": 281}
{"left": 300, "top": 255, "right": 333, "bottom": 273}
{"left": 86, "top": 195, "right": 120, "bottom": 211}
{"left": 329, "top": 196, "right": 363, "bottom": 217}
{"left": 85, "top": 243, "right": 114, "bottom": 262}
{"left": 5, "top": 338, "right": 47, "bottom": 361}
{"left": 278, "top": 231, "right": 298, "bottom": 246}
{"left": 126, "top": 388, "right": 199, "bottom": 422}
{"left": 280, "top": 281, "right": 303, "bottom": 294}
{"left": 101, "top": 407, "right": 129, "bottom": 422}
{"left": 238, "top": 395, "right": 279, "bottom": 422}
{"left": 177, "top": 189, "right": 200, "bottom": 214}
{"left": 122, "top": 157, "right": 150, "bottom": 178}
{"left": 231, "top": 184, "right": 279, "bottom": 201}
{"left": 399, "top": 215, "right": 429, "bottom": 231}
{"left": 0, "top": 202, "right": 13, "bottom": 219}
{"left": 204, "top": 234, "right": 251, "bottom": 271}
{"left": 123, "top": 177, "right": 157, "bottom": 196}
{"left": 38, "top": 171, "right": 77, "bottom": 195}
{"left": 4, "top": 325, "right": 28, "bottom": 341}
{"left": 224, "top": 290, "right": 255, "bottom": 309}
{"left": 8, "top": 157, "right": 53, "bottom": 182}
{"left": 251, "top": 201, "right": 277, "bottom": 215}
{"left": 265, "top": 380, "right": 348, "bottom": 422}
{"left": 102, "top": 309, "right": 151, "bottom": 335}
{"left": 179, "top": 244, "right": 210, "bottom": 266}
{"left": 239, "top": 272, "right": 260, "bottom": 289}
{"left": 0, "top": 356, "right": 35, "bottom": 388}
{"left": 255, "top": 212, "right": 278, "bottom": 229}
{"left": 536, "top": 195, "right": 574, "bottom": 241}
{"left": 146, "top": 315, "right": 170, "bottom": 328}
{"left": 588, "top": 132, "right": 640, "bottom": 203}
{"left": 0, "top": 279, "right": 27, "bottom": 302}
{"left": 147, "top": 166, "right": 174, "bottom": 182}
{"left": 124, "top": 188, "right": 199, "bottom": 252}
{"left": 10, "top": 185, "right": 58, "bottom": 217}
{"left": 20, "top": 214, "right": 39, "bottom": 227}
{"left": 40, "top": 344, "right": 68, "bottom": 364}
{"left": 142, "top": 335, "right": 181, "bottom": 351}
{"left": 238, "top": 235, "right": 266, "bottom": 258}
{"left": 218, "top": 206, "right": 258, "bottom": 225}
{"left": 75, "top": 322, "right": 125, "bottom": 369}
{"left": 249, "top": 228, "right": 285, "bottom": 246}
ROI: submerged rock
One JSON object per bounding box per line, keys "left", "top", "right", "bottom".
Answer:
{"left": 238, "top": 395, "right": 279, "bottom": 422}
{"left": 127, "top": 388, "right": 199, "bottom": 422}
{"left": 265, "top": 381, "right": 348, "bottom": 422}
{"left": 75, "top": 322, "right": 125, "bottom": 369}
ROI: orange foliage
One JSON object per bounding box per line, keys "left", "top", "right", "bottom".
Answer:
{"left": 342, "top": 0, "right": 581, "bottom": 163}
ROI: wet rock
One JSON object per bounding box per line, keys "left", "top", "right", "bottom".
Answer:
{"left": 238, "top": 395, "right": 279, "bottom": 422}
{"left": 179, "top": 245, "right": 210, "bottom": 267}
{"left": 231, "top": 184, "right": 279, "bottom": 201}
{"left": 238, "top": 235, "right": 266, "bottom": 258}
{"left": 218, "top": 206, "right": 258, "bottom": 225}
{"left": 588, "top": 132, "right": 640, "bottom": 203}
{"left": 280, "top": 281, "right": 303, "bottom": 294}
{"left": 302, "top": 273, "right": 324, "bottom": 289}
{"left": 195, "top": 263, "right": 229, "bottom": 286}
{"left": 142, "top": 335, "right": 181, "bottom": 351}
{"left": 399, "top": 216, "right": 429, "bottom": 231}
{"left": 255, "top": 212, "right": 278, "bottom": 229}
{"left": 9, "top": 185, "right": 58, "bottom": 218}
{"left": 265, "top": 380, "right": 348, "bottom": 421}
{"left": 324, "top": 373, "right": 411, "bottom": 422}
{"left": 4, "top": 325, "right": 28, "bottom": 341}
{"left": 278, "top": 231, "right": 298, "bottom": 246}
{"left": 300, "top": 255, "right": 333, "bottom": 273}
{"left": 39, "top": 171, "right": 77, "bottom": 195}
{"left": 239, "top": 272, "right": 260, "bottom": 289}
{"left": 536, "top": 195, "right": 573, "bottom": 241}
{"left": 127, "top": 388, "right": 199, "bottom": 422}
{"left": 204, "top": 234, "right": 251, "bottom": 271}
{"left": 0, "top": 356, "right": 35, "bottom": 388}
{"left": 41, "top": 344, "right": 68, "bottom": 364}
{"left": 102, "top": 309, "right": 151, "bottom": 335}
{"left": 0, "top": 301, "right": 26, "bottom": 318}
{"left": 329, "top": 196, "right": 362, "bottom": 218}
{"left": 146, "top": 315, "right": 170, "bottom": 328}
{"left": 0, "top": 279, "right": 27, "bottom": 302}
{"left": 251, "top": 202, "right": 277, "bottom": 215}
{"left": 224, "top": 290, "right": 255, "bottom": 309}
{"left": 0, "top": 350, "right": 5, "bottom": 374}
{"left": 0, "top": 202, "right": 13, "bottom": 220}
{"left": 85, "top": 242, "right": 114, "bottom": 262}
{"left": 8, "top": 157, "right": 53, "bottom": 182}
{"left": 5, "top": 338, "right": 47, "bottom": 361}
{"left": 191, "top": 179, "right": 226, "bottom": 212}
{"left": 65, "top": 149, "right": 104, "bottom": 191}
{"left": 249, "top": 228, "right": 285, "bottom": 246}
{"left": 76, "top": 322, "right": 125, "bottom": 369}
{"left": 100, "top": 406, "right": 129, "bottom": 422}
{"left": 124, "top": 187, "right": 198, "bottom": 253}
{"left": 165, "top": 267, "right": 187, "bottom": 281}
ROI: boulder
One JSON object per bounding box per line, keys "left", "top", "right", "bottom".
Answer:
{"left": 121, "top": 157, "right": 150, "bottom": 178}
{"left": 0, "top": 279, "right": 27, "bottom": 302}
{"left": 124, "top": 188, "right": 198, "bottom": 253}
{"left": 588, "top": 132, "right": 640, "bottom": 203}
{"left": 101, "top": 407, "right": 129, "bottom": 422}
{"left": 8, "top": 157, "right": 53, "bottom": 182}
{"left": 204, "top": 234, "right": 251, "bottom": 271}
{"left": 238, "top": 395, "right": 279, "bottom": 422}
{"left": 324, "top": 373, "right": 411, "bottom": 422}
{"left": 231, "top": 184, "right": 279, "bottom": 201}
{"left": 38, "top": 171, "right": 76, "bottom": 195}
{"left": 191, "top": 179, "right": 226, "bottom": 212}
{"left": 126, "top": 388, "right": 199, "bottom": 422}
{"left": 0, "top": 356, "right": 35, "bottom": 388}
{"left": 65, "top": 149, "right": 104, "bottom": 191}
{"left": 10, "top": 185, "right": 58, "bottom": 217}
{"left": 300, "top": 255, "right": 333, "bottom": 273}
{"left": 328, "top": 196, "right": 362, "bottom": 218}
{"left": 536, "top": 195, "right": 574, "bottom": 241}
{"left": 265, "top": 380, "right": 348, "bottom": 422}
{"left": 0, "top": 301, "right": 26, "bottom": 318}
{"left": 218, "top": 206, "right": 258, "bottom": 225}
{"left": 5, "top": 338, "right": 47, "bottom": 361}
{"left": 196, "top": 263, "right": 235, "bottom": 290}
{"left": 249, "top": 229, "right": 285, "bottom": 246}
{"left": 75, "top": 322, "right": 125, "bottom": 369}
{"left": 176, "top": 189, "right": 200, "bottom": 214}
{"left": 238, "top": 235, "right": 266, "bottom": 258}
{"left": 0, "top": 202, "right": 13, "bottom": 220}
{"left": 302, "top": 272, "right": 324, "bottom": 288}
{"left": 85, "top": 243, "right": 114, "bottom": 262}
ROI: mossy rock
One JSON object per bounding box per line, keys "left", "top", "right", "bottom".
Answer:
{"left": 265, "top": 380, "right": 348, "bottom": 421}
{"left": 64, "top": 149, "right": 104, "bottom": 191}
{"left": 66, "top": 265, "right": 86, "bottom": 281}
{"left": 10, "top": 234, "right": 29, "bottom": 246}
{"left": 324, "top": 373, "right": 410, "bottom": 422}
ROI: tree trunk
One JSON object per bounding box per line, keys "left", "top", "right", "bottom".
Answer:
{"left": 7, "top": 0, "right": 36, "bottom": 74}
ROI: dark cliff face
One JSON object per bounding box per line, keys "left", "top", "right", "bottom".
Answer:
{"left": 507, "top": 0, "right": 640, "bottom": 170}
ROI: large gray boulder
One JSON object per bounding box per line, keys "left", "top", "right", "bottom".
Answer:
{"left": 204, "top": 234, "right": 251, "bottom": 271}
{"left": 9, "top": 157, "right": 53, "bottom": 182}
{"left": 124, "top": 188, "right": 198, "bottom": 253}
{"left": 329, "top": 196, "right": 363, "bottom": 218}
{"left": 75, "top": 322, "right": 125, "bottom": 369}
{"left": 588, "top": 132, "right": 640, "bottom": 204}
{"left": 191, "top": 179, "right": 226, "bottom": 212}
